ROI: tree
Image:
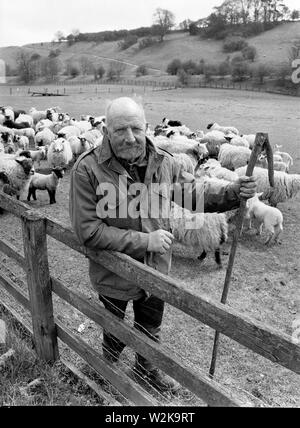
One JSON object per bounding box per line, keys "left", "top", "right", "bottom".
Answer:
{"left": 290, "top": 9, "right": 300, "bottom": 20}
{"left": 79, "top": 56, "right": 93, "bottom": 75}
{"left": 166, "top": 59, "right": 182, "bottom": 75}
{"left": 242, "top": 45, "right": 257, "bottom": 62}
{"left": 253, "top": 63, "right": 270, "bottom": 84}
{"left": 136, "top": 64, "right": 148, "bottom": 77}
{"left": 16, "top": 51, "right": 34, "bottom": 83}
{"left": 54, "top": 30, "right": 65, "bottom": 43}
{"left": 153, "top": 8, "right": 175, "bottom": 42}
{"left": 106, "top": 61, "right": 126, "bottom": 81}
{"left": 94, "top": 65, "right": 105, "bottom": 80}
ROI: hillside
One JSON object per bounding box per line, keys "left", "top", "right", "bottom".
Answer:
{"left": 1, "top": 22, "right": 299, "bottom": 78}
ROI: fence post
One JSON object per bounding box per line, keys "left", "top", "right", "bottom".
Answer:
{"left": 21, "top": 210, "right": 59, "bottom": 363}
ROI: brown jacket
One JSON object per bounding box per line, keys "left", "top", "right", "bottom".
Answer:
{"left": 69, "top": 136, "right": 240, "bottom": 300}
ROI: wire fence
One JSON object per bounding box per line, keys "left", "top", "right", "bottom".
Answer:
{"left": 1, "top": 77, "right": 299, "bottom": 97}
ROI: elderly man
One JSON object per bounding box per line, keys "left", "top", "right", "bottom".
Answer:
{"left": 69, "top": 97, "right": 256, "bottom": 393}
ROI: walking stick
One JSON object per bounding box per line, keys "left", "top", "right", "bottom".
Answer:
{"left": 208, "top": 132, "right": 274, "bottom": 379}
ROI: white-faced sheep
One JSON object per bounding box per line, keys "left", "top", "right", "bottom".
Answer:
{"left": 35, "top": 119, "right": 55, "bottom": 132}
{"left": 235, "top": 165, "right": 300, "bottom": 206}
{"left": 68, "top": 136, "right": 91, "bottom": 159}
{"left": 245, "top": 192, "right": 283, "bottom": 244}
{"left": 207, "top": 122, "right": 239, "bottom": 135}
{"left": 257, "top": 154, "right": 288, "bottom": 172}
{"left": 0, "top": 155, "right": 35, "bottom": 200}
{"left": 225, "top": 135, "right": 250, "bottom": 148}
{"left": 218, "top": 143, "right": 251, "bottom": 170}
{"left": 27, "top": 167, "right": 64, "bottom": 204}
{"left": 48, "top": 138, "right": 73, "bottom": 168}
{"left": 273, "top": 145, "right": 294, "bottom": 172}
{"left": 154, "top": 138, "right": 208, "bottom": 168}
{"left": 27, "top": 147, "right": 48, "bottom": 167}
{"left": 70, "top": 119, "right": 92, "bottom": 133}
{"left": 197, "top": 158, "right": 239, "bottom": 182}
{"left": 170, "top": 202, "right": 228, "bottom": 267}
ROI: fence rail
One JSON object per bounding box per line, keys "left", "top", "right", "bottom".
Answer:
{"left": 0, "top": 191, "right": 299, "bottom": 406}
{"left": 1, "top": 78, "right": 299, "bottom": 97}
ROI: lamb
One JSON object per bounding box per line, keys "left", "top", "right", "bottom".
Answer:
{"left": 0, "top": 155, "right": 35, "bottom": 200}
{"left": 28, "top": 147, "right": 48, "bottom": 167}
{"left": 245, "top": 193, "right": 283, "bottom": 245}
{"left": 207, "top": 122, "right": 239, "bottom": 135}
{"left": 218, "top": 143, "right": 251, "bottom": 170}
{"left": 257, "top": 154, "right": 288, "bottom": 172}
{"left": 273, "top": 145, "right": 294, "bottom": 172}
{"left": 170, "top": 202, "right": 228, "bottom": 267}
{"left": 27, "top": 167, "right": 64, "bottom": 204}
{"left": 235, "top": 166, "right": 300, "bottom": 206}
{"left": 14, "top": 135, "right": 29, "bottom": 151}
{"left": 47, "top": 138, "right": 73, "bottom": 168}
{"left": 68, "top": 136, "right": 91, "bottom": 159}
{"left": 35, "top": 128, "right": 56, "bottom": 147}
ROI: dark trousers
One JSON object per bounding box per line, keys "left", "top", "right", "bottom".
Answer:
{"left": 99, "top": 294, "right": 164, "bottom": 372}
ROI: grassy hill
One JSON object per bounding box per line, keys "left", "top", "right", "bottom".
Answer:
{"left": 1, "top": 21, "right": 299, "bottom": 79}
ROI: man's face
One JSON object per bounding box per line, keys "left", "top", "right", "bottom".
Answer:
{"left": 106, "top": 107, "right": 147, "bottom": 163}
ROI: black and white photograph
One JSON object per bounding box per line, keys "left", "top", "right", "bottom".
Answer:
{"left": 0, "top": 0, "right": 299, "bottom": 410}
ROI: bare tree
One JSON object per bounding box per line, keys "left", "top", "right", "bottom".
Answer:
{"left": 153, "top": 8, "right": 175, "bottom": 42}
{"left": 16, "top": 51, "right": 34, "bottom": 83}
{"left": 54, "top": 30, "right": 65, "bottom": 42}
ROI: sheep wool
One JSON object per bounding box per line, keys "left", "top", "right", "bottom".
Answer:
{"left": 170, "top": 202, "right": 228, "bottom": 266}
{"left": 218, "top": 143, "right": 251, "bottom": 170}
{"left": 48, "top": 138, "right": 73, "bottom": 168}
{"left": 0, "top": 155, "right": 34, "bottom": 199}
{"left": 235, "top": 166, "right": 300, "bottom": 206}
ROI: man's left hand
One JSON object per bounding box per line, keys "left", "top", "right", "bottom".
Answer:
{"left": 236, "top": 175, "right": 257, "bottom": 200}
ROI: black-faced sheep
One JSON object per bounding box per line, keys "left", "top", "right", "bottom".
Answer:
{"left": 27, "top": 167, "right": 64, "bottom": 204}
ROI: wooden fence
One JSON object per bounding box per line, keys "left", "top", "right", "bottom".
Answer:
{"left": 0, "top": 191, "right": 299, "bottom": 406}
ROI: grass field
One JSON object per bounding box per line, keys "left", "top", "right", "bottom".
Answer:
{"left": 0, "top": 86, "right": 299, "bottom": 406}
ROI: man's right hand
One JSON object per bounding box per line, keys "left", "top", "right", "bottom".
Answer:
{"left": 147, "top": 229, "right": 174, "bottom": 254}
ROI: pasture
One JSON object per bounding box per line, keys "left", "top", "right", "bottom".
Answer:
{"left": 0, "top": 85, "right": 299, "bottom": 406}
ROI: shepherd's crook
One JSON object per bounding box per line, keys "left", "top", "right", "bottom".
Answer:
{"left": 209, "top": 132, "right": 274, "bottom": 379}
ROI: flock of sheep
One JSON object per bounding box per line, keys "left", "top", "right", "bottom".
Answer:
{"left": 0, "top": 105, "right": 299, "bottom": 268}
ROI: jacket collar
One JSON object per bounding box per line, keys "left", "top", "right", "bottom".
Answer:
{"left": 96, "top": 135, "right": 165, "bottom": 182}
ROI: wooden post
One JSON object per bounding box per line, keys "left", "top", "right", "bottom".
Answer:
{"left": 21, "top": 210, "right": 58, "bottom": 363}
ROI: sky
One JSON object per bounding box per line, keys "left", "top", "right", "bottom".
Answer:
{"left": 0, "top": 0, "right": 299, "bottom": 48}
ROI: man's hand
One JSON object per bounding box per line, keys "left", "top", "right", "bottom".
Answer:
{"left": 235, "top": 175, "right": 257, "bottom": 200}
{"left": 147, "top": 229, "right": 174, "bottom": 254}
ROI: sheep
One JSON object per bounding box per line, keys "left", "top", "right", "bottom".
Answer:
{"left": 1, "top": 107, "right": 14, "bottom": 121}
{"left": 35, "top": 119, "right": 55, "bottom": 132}
{"left": 15, "top": 114, "right": 33, "bottom": 127}
{"left": 47, "top": 138, "right": 73, "bottom": 168}
{"left": 225, "top": 135, "right": 250, "bottom": 148}
{"left": 273, "top": 145, "right": 294, "bottom": 172}
{"left": 197, "top": 158, "right": 239, "bottom": 182}
{"left": 28, "top": 147, "right": 48, "bottom": 167}
{"left": 35, "top": 128, "right": 56, "bottom": 147}
{"left": 68, "top": 136, "right": 91, "bottom": 159}
{"left": 241, "top": 134, "right": 256, "bottom": 149}
{"left": 218, "top": 143, "right": 251, "bottom": 170}
{"left": 235, "top": 165, "right": 300, "bottom": 206}
{"left": 245, "top": 192, "right": 283, "bottom": 245}
{"left": 0, "top": 155, "right": 35, "bottom": 200}
{"left": 172, "top": 153, "right": 195, "bottom": 174}
{"left": 0, "top": 113, "right": 5, "bottom": 125}
{"left": 13, "top": 109, "right": 26, "bottom": 120}
{"left": 170, "top": 202, "right": 228, "bottom": 267}
{"left": 12, "top": 127, "right": 35, "bottom": 144}
{"left": 57, "top": 125, "right": 81, "bottom": 139}
{"left": 207, "top": 122, "right": 239, "bottom": 135}
{"left": 80, "top": 129, "right": 103, "bottom": 146}
{"left": 14, "top": 135, "right": 29, "bottom": 151}
{"left": 257, "top": 154, "right": 288, "bottom": 172}
{"left": 0, "top": 125, "right": 15, "bottom": 136}
{"left": 27, "top": 167, "right": 64, "bottom": 204}
{"left": 69, "top": 119, "right": 92, "bottom": 133}
{"left": 162, "top": 117, "right": 182, "bottom": 127}
{"left": 154, "top": 137, "right": 208, "bottom": 168}
{"left": 29, "top": 107, "right": 47, "bottom": 124}
{"left": 3, "top": 118, "right": 31, "bottom": 129}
